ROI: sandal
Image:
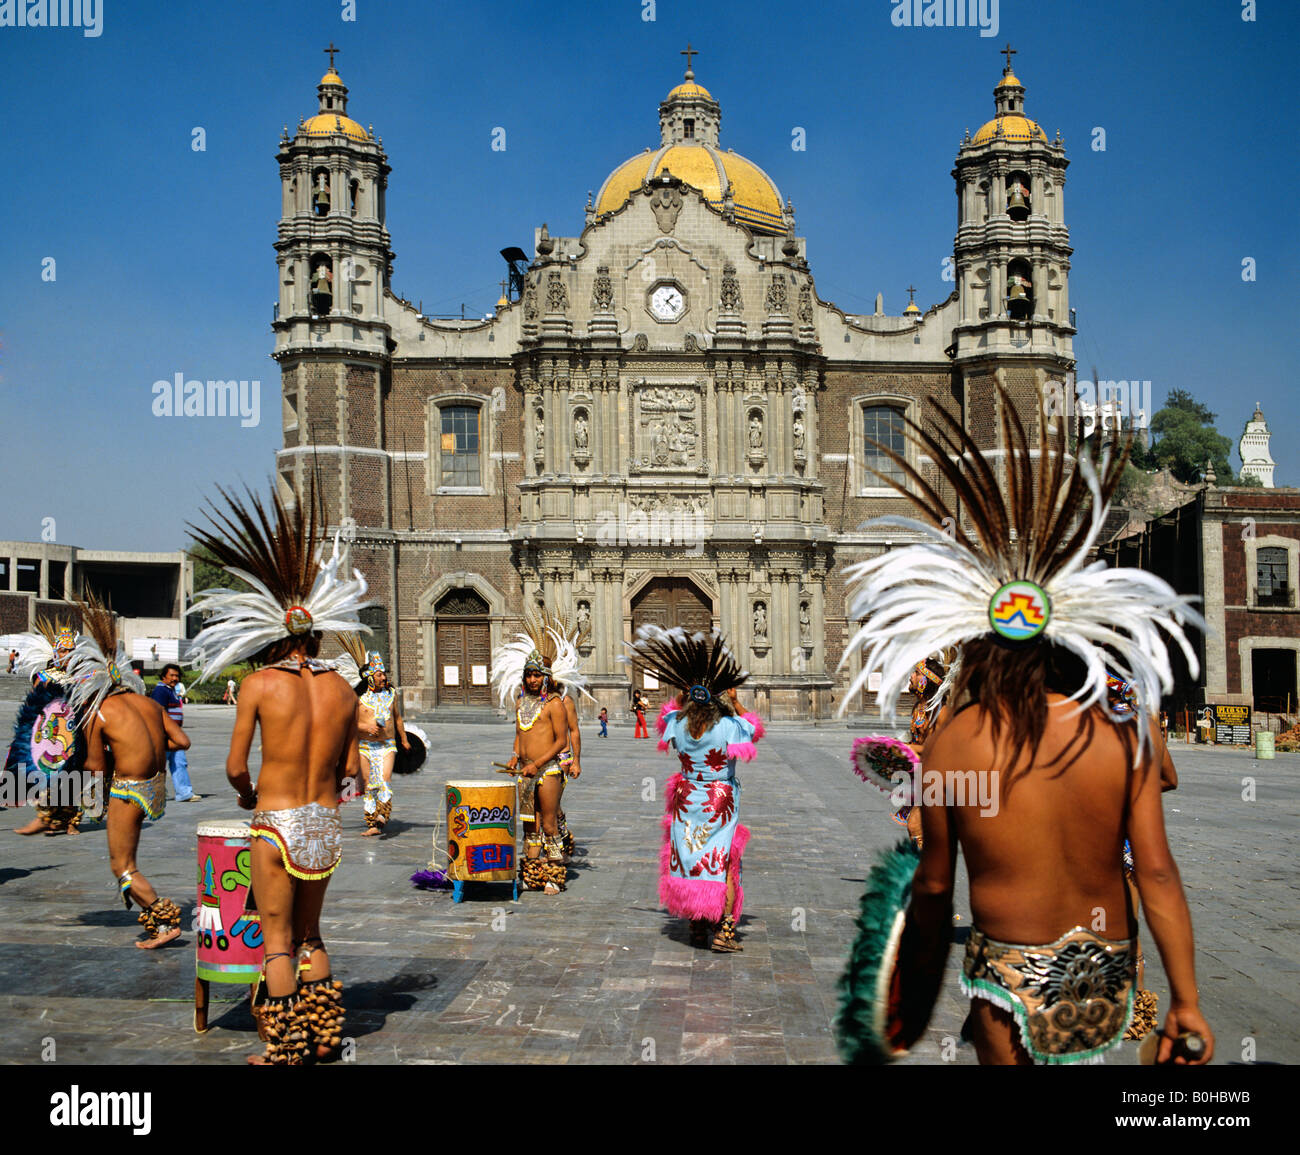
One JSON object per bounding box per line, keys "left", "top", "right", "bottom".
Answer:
{"left": 711, "top": 915, "right": 743, "bottom": 953}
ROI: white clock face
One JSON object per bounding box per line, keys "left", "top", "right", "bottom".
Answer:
{"left": 649, "top": 284, "right": 685, "bottom": 322}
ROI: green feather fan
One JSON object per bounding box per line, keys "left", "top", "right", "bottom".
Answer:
{"left": 836, "top": 838, "right": 922, "bottom": 1064}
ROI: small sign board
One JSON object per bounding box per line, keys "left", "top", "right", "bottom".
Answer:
{"left": 643, "top": 671, "right": 659, "bottom": 690}
{"left": 471, "top": 664, "right": 488, "bottom": 686}
{"left": 443, "top": 665, "right": 460, "bottom": 686}
{"left": 1212, "top": 703, "right": 1251, "bottom": 745}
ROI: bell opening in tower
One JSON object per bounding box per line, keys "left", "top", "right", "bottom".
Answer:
{"left": 313, "top": 167, "right": 331, "bottom": 216}
{"left": 311, "top": 256, "right": 333, "bottom": 316}
{"left": 1006, "top": 258, "right": 1033, "bottom": 320}
{"left": 1006, "top": 172, "right": 1030, "bottom": 221}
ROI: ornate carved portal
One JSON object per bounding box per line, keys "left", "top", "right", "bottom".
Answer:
{"left": 629, "top": 577, "right": 713, "bottom": 707}
{"left": 434, "top": 589, "right": 491, "bottom": 707}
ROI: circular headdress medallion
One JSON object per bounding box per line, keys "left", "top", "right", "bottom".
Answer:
{"left": 284, "top": 605, "right": 314, "bottom": 635}
{"left": 988, "top": 580, "right": 1051, "bottom": 642}
{"left": 688, "top": 684, "right": 712, "bottom": 704}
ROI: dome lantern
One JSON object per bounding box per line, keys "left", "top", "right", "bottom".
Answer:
{"left": 594, "top": 48, "right": 785, "bottom": 235}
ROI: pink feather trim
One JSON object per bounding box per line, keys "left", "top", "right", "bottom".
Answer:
{"left": 656, "top": 699, "right": 678, "bottom": 737}
{"left": 658, "top": 772, "right": 749, "bottom": 920}
{"left": 656, "top": 739, "right": 670, "bottom": 752}
{"left": 741, "top": 712, "right": 765, "bottom": 742}
{"left": 727, "top": 740, "right": 758, "bottom": 762}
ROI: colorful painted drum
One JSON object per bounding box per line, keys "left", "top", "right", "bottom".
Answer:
{"left": 195, "top": 819, "right": 264, "bottom": 984}
{"left": 446, "top": 780, "right": 516, "bottom": 884}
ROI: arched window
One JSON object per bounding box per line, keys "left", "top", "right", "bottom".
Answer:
{"left": 440, "top": 405, "right": 481, "bottom": 487}
{"left": 862, "top": 404, "right": 907, "bottom": 487}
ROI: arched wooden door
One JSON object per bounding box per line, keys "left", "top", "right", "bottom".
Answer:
{"left": 435, "top": 590, "right": 492, "bottom": 707}
{"left": 629, "top": 577, "right": 713, "bottom": 710}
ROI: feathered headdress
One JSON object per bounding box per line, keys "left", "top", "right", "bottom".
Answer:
{"left": 332, "top": 631, "right": 371, "bottom": 690}
{"left": 66, "top": 591, "right": 145, "bottom": 724}
{"left": 14, "top": 615, "right": 63, "bottom": 679}
{"left": 187, "top": 483, "right": 370, "bottom": 680}
{"left": 490, "top": 606, "right": 559, "bottom": 708}
{"left": 624, "top": 624, "right": 748, "bottom": 710}
{"left": 836, "top": 385, "right": 1204, "bottom": 762}
{"left": 542, "top": 608, "right": 595, "bottom": 702}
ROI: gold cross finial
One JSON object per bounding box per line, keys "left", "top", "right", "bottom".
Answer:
{"left": 324, "top": 42, "right": 340, "bottom": 71}
{"left": 907, "top": 285, "right": 917, "bottom": 304}
{"left": 680, "top": 42, "right": 698, "bottom": 79}
{"left": 1001, "top": 43, "right": 1016, "bottom": 71}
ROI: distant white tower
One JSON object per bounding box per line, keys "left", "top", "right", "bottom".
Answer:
{"left": 1238, "top": 403, "right": 1276, "bottom": 487}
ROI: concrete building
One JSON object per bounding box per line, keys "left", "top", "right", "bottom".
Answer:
{"left": 0, "top": 540, "right": 192, "bottom": 666}
{"left": 272, "top": 52, "right": 1076, "bottom": 718}
{"left": 1238, "top": 404, "right": 1277, "bottom": 488}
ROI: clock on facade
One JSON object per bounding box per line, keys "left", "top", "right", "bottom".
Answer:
{"left": 648, "top": 282, "right": 686, "bottom": 322}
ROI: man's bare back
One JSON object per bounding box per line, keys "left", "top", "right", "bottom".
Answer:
{"left": 227, "top": 667, "right": 358, "bottom": 810}
{"left": 924, "top": 693, "right": 1141, "bottom": 943}
{"left": 86, "top": 692, "right": 185, "bottom": 781}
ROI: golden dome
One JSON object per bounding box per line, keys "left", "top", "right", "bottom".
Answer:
{"left": 321, "top": 68, "right": 344, "bottom": 86}
{"left": 903, "top": 301, "right": 921, "bottom": 314}
{"left": 972, "top": 114, "right": 1046, "bottom": 146}
{"left": 300, "top": 113, "right": 370, "bottom": 141}
{"left": 996, "top": 70, "right": 1022, "bottom": 88}
{"left": 595, "top": 144, "right": 784, "bottom": 234}
{"left": 665, "top": 80, "right": 715, "bottom": 102}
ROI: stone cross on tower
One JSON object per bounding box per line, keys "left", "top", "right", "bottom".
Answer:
{"left": 680, "top": 42, "right": 698, "bottom": 79}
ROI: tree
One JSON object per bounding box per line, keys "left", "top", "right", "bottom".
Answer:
{"left": 1145, "top": 389, "right": 1254, "bottom": 485}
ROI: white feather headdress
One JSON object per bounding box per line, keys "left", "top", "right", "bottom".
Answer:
{"left": 65, "top": 595, "right": 145, "bottom": 724}
{"left": 836, "top": 389, "right": 1205, "bottom": 763}
{"left": 545, "top": 610, "right": 596, "bottom": 702}
{"left": 187, "top": 485, "right": 370, "bottom": 681}
{"left": 490, "top": 632, "right": 539, "bottom": 709}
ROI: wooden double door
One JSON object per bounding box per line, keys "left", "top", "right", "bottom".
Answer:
{"left": 629, "top": 578, "right": 713, "bottom": 709}
{"left": 435, "top": 591, "right": 492, "bottom": 707}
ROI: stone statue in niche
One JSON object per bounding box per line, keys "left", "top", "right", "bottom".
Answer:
{"left": 793, "top": 415, "right": 805, "bottom": 452}
{"left": 799, "top": 601, "right": 811, "bottom": 641}
{"left": 791, "top": 382, "right": 807, "bottom": 415}
{"left": 753, "top": 602, "right": 768, "bottom": 640}
{"left": 576, "top": 601, "right": 591, "bottom": 633}
{"left": 534, "top": 411, "right": 545, "bottom": 453}
{"left": 748, "top": 413, "right": 764, "bottom": 450}
{"left": 573, "top": 412, "right": 589, "bottom": 452}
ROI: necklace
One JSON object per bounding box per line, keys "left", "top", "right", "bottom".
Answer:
{"left": 516, "top": 691, "right": 546, "bottom": 731}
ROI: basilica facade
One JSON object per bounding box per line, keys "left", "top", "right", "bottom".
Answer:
{"left": 272, "top": 52, "right": 1075, "bottom": 719}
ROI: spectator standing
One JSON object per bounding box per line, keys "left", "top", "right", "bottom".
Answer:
{"left": 598, "top": 707, "right": 608, "bottom": 738}
{"left": 223, "top": 676, "right": 238, "bottom": 706}
{"left": 633, "top": 691, "right": 649, "bottom": 739}
{"left": 150, "top": 664, "right": 200, "bottom": 802}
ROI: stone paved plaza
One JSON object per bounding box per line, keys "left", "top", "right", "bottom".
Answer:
{"left": 1, "top": 702, "right": 1297, "bottom": 1065}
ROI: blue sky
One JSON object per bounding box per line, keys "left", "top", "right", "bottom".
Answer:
{"left": 1, "top": 0, "right": 1296, "bottom": 549}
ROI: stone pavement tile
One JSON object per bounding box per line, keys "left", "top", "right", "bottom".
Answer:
{"left": 679, "top": 1032, "right": 733, "bottom": 1064}
{"left": 785, "top": 1036, "right": 838, "bottom": 1064}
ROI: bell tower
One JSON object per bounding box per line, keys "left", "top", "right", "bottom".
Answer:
{"left": 272, "top": 48, "right": 395, "bottom": 532}
{"left": 950, "top": 50, "right": 1074, "bottom": 448}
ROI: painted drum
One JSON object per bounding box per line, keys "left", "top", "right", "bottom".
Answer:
{"left": 195, "top": 819, "right": 264, "bottom": 984}
{"left": 395, "top": 723, "right": 428, "bottom": 775}
{"left": 446, "top": 780, "right": 516, "bottom": 883}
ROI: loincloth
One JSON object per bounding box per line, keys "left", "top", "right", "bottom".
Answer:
{"left": 960, "top": 924, "right": 1135, "bottom": 1064}
{"left": 109, "top": 774, "right": 167, "bottom": 821}
{"left": 250, "top": 802, "right": 342, "bottom": 881}
{"left": 518, "top": 759, "right": 563, "bottom": 823}
{"left": 360, "top": 739, "right": 397, "bottom": 760}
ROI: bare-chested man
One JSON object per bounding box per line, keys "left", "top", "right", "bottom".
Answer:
{"left": 226, "top": 635, "right": 359, "bottom": 1064}
{"left": 64, "top": 596, "right": 188, "bottom": 947}
{"left": 835, "top": 386, "right": 1212, "bottom": 1066}
{"left": 189, "top": 481, "right": 371, "bottom": 1065}
{"left": 912, "top": 661, "right": 1212, "bottom": 1065}
{"left": 506, "top": 653, "right": 570, "bottom": 894}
